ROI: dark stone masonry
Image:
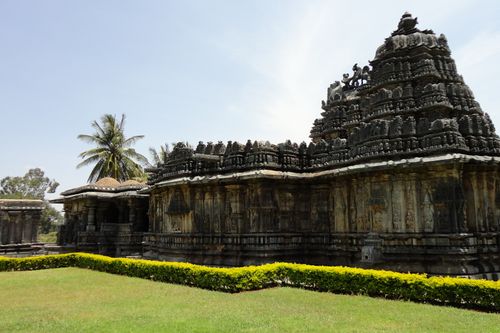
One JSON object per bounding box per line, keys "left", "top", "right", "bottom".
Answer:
{"left": 0, "top": 199, "right": 43, "bottom": 254}
{"left": 54, "top": 13, "right": 500, "bottom": 279}
{"left": 52, "top": 178, "right": 148, "bottom": 256}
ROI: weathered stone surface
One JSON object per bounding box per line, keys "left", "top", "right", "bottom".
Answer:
{"left": 52, "top": 178, "right": 149, "bottom": 256}
{"left": 143, "top": 156, "right": 500, "bottom": 276}
{"left": 0, "top": 199, "right": 43, "bottom": 245}
{"left": 310, "top": 12, "right": 499, "bottom": 167}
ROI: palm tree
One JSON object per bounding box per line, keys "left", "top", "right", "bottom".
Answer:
{"left": 148, "top": 143, "right": 170, "bottom": 167}
{"left": 77, "top": 114, "right": 148, "bottom": 183}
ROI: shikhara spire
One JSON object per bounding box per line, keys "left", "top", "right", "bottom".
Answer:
{"left": 311, "top": 12, "right": 499, "bottom": 164}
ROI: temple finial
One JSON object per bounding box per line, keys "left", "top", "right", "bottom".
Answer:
{"left": 392, "top": 12, "right": 419, "bottom": 36}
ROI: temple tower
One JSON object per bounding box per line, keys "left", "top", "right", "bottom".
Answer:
{"left": 311, "top": 12, "right": 499, "bottom": 165}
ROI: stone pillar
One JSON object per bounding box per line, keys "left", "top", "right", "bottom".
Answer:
{"left": 225, "top": 185, "right": 242, "bottom": 233}
{"left": 137, "top": 204, "right": 146, "bottom": 231}
{"left": 349, "top": 178, "right": 357, "bottom": 233}
{"left": 86, "top": 203, "right": 97, "bottom": 232}
{"left": 404, "top": 173, "right": 418, "bottom": 232}
{"left": 205, "top": 187, "right": 213, "bottom": 234}
{"left": 149, "top": 196, "right": 159, "bottom": 233}
{"left": 31, "top": 211, "right": 41, "bottom": 243}
{"left": 128, "top": 200, "right": 136, "bottom": 224}
{"left": 117, "top": 203, "right": 123, "bottom": 224}
{"left": 311, "top": 184, "right": 330, "bottom": 233}
{"left": 22, "top": 214, "right": 32, "bottom": 243}
{"left": 9, "top": 212, "right": 20, "bottom": 244}
{"left": 474, "top": 172, "right": 486, "bottom": 232}
{"left": 0, "top": 212, "right": 5, "bottom": 245}
{"left": 157, "top": 194, "right": 163, "bottom": 233}
{"left": 486, "top": 170, "right": 496, "bottom": 232}
{"left": 128, "top": 199, "right": 139, "bottom": 231}
{"left": 214, "top": 188, "right": 223, "bottom": 234}
{"left": 97, "top": 203, "right": 107, "bottom": 229}
{"left": 467, "top": 171, "right": 479, "bottom": 232}
{"left": 480, "top": 172, "right": 490, "bottom": 232}
{"left": 193, "top": 188, "right": 204, "bottom": 233}
{"left": 62, "top": 203, "right": 74, "bottom": 243}
{"left": 332, "top": 181, "right": 348, "bottom": 233}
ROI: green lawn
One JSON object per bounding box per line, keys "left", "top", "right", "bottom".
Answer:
{"left": 37, "top": 231, "right": 57, "bottom": 243}
{"left": 1, "top": 268, "right": 499, "bottom": 333}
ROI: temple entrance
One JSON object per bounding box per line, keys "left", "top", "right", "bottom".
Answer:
{"left": 104, "top": 203, "right": 120, "bottom": 224}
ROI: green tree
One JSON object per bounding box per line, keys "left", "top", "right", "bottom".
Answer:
{"left": 0, "top": 168, "right": 62, "bottom": 234}
{"left": 77, "top": 114, "right": 148, "bottom": 183}
{"left": 0, "top": 168, "right": 59, "bottom": 199}
{"left": 39, "top": 203, "right": 63, "bottom": 234}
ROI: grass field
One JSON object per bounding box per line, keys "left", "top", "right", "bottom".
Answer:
{"left": 1, "top": 268, "right": 500, "bottom": 333}
{"left": 37, "top": 231, "right": 57, "bottom": 243}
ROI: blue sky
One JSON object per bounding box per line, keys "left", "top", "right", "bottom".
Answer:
{"left": 1, "top": 0, "right": 500, "bottom": 199}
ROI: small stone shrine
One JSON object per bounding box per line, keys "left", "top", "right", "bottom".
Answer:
{"left": 55, "top": 13, "right": 500, "bottom": 279}
{"left": 0, "top": 199, "right": 43, "bottom": 245}
{"left": 52, "top": 177, "right": 148, "bottom": 256}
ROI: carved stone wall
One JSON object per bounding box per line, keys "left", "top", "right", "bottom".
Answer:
{"left": 144, "top": 157, "right": 500, "bottom": 277}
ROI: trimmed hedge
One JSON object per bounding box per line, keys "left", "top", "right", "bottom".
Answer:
{"left": 1, "top": 253, "right": 499, "bottom": 311}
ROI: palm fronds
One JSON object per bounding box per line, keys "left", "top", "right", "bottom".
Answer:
{"left": 77, "top": 114, "right": 147, "bottom": 183}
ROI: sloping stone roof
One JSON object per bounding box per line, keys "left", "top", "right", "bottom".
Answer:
{"left": 57, "top": 177, "right": 147, "bottom": 197}
{"left": 0, "top": 199, "right": 44, "bottom": 211}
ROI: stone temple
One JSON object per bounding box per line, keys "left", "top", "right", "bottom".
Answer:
{"left": 53, "top": 13, "right": 500, "bottom": 279}
{"left": 0, "top": 199, "right": 43, "bottom": 255}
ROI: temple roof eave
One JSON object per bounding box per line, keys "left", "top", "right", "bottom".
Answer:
{"left": 60, "top": 184, "right": 147, "bottom": 196}
{"left": 49, "top": 190, "right": 149, "bottom": 204}
{"left": 0, "top": 199, "right": 44, "bottom": 211}
{"left": 148, "top": 153, "right": 500, "bottom": 189}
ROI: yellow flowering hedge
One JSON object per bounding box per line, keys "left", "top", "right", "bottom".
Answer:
{"left": 1, "top": 253, "right": 499, "bottom": 311}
